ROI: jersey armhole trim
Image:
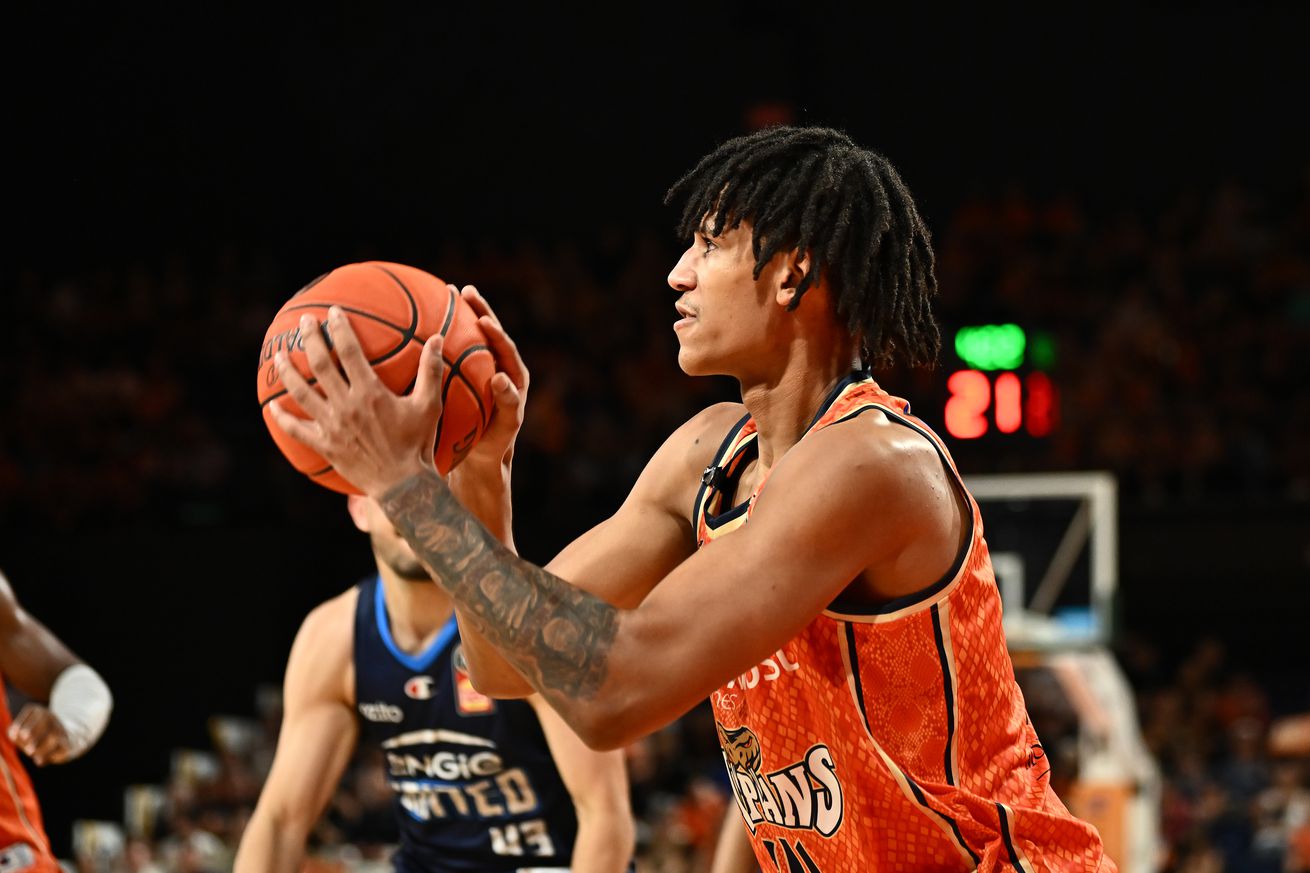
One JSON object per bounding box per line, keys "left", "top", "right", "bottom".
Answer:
{"left": 692, "top": 411, "right": 753, "bottom": 536}
{"left": 822, "top": 403, "right": 978, "bottom": 623}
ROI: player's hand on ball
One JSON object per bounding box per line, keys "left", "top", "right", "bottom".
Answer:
{"left": 454, "top": 285, "right": 529, "bottom": 470}
{"left": 270, "top": 306, "right": 445, "bottom": 497}
{"left": 8, "top": 703, "right": 72, "bottom": 766}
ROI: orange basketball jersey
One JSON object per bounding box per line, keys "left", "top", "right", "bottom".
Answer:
{"left": 697, "top": 373, "right": 1113, "bottom": 872}
{"left": 0, "top": 675, "right": 58, "bottom": 872}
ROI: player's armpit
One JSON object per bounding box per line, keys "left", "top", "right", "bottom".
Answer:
{"left": 234, "top": 594, "right": 359, "bottom": 873}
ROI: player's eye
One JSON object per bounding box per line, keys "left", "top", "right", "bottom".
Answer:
{"left": 701, "top": 237, "right": 718, "bottom": 255}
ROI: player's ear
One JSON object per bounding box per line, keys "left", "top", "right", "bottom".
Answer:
{"left": 775, "top": 248, "right": 812, "bottom": 308}
{"left": 346, "top": 494, "right": 372, "bottom": 533}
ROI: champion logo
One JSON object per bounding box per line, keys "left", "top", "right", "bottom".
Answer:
{"left": 405, "top": 676, "right": 435, "bottom": 700}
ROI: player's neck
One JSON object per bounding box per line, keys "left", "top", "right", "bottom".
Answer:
{"left": 738, "top": 345, "right": 859, "bottom": 469}
{"left": 376, "top": 566, "right": 453, "bottom": 654}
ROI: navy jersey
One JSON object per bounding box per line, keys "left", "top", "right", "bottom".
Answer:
{"left": 353, "top": 576, "right": 579, "bottom": 872}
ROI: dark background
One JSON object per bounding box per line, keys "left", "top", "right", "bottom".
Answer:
{"left": 3, "top": 5, "right": 1309, "bottom": 857}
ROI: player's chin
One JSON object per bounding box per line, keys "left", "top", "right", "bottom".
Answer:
{"left": 676, "top": 346, "right": 714, "bottom": 377}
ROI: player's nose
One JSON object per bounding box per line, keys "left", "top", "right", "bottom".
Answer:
{"left": 668, "top": 251, "right": 697, "bottom": 293}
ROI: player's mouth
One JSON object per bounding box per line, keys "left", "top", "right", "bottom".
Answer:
{"left": 674, "top": 301, "right": 698, "bottom": 331}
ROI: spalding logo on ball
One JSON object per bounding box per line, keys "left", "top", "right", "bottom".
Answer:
{"left": 257, "top": 261, "right": 495, "bottom": 494}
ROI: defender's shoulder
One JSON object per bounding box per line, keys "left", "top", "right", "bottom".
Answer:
{"left": 295, "top": 586, "right": 359, "bottom": 655}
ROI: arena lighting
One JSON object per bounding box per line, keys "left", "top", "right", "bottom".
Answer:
{"left": 944, "top": 325, "right": 1058, "bottom": 440}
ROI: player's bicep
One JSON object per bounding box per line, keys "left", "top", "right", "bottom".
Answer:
{"left": 254, "top": 608, "right": 359, "bottom": 832}
{"left": 597, "top": 441, "right": 902, "bottom": 744}
{"left": 0, "top": 574, "right": 79, "bottom": 699}
{"left": 545, "top": 497, "right": 692, "bottom": 608}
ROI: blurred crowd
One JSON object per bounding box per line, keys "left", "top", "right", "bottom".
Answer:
{"left": 3, "top": 172, "right": 1309, "bottom": 535}
{"left": 1118, "top": 637, "right": 1310, "bottom": 873}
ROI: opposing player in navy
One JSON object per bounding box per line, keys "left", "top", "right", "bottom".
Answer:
{"left": 237, "top": 287, "right": 634, "bottom": 872}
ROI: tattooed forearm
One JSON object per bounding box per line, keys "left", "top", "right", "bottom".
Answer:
{"left": 381, "top": 470, "right": 619, "bottom": 703}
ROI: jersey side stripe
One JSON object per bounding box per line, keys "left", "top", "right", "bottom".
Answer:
{"left": 996, "top": 802, "right": 1037, "bottom": 873}
{"left": 931, "top": 602, "right": 960, "bottom": 786}
{"left": 839, "top": 622, "right": 979, "bottom": 870}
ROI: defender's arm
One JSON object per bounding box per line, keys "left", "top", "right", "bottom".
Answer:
{"left": 235, "top": 595, "right": 360, "bottom": 873}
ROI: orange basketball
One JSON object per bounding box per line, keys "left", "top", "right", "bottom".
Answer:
{"left": 256, "top": 261, "right": 495, "bottom": 494}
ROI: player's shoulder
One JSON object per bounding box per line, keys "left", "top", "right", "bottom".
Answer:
{"left": 665, "top": 401, "right": 749, "bottom": 469}
{"left": 285, "top": 586, "right": 358, "bottom": 704}
{"left": 0, "top": 570, "right": 17, "bottom": 621}
{"left": 783, "top": 406, "right": 949, "bottom": 498}
{"left": 294, "top": 586, "right": 360, "bottom": 657}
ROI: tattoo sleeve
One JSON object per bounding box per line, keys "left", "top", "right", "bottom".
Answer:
{"left": 381, "top": 470, "right": 619, "bottom": 704}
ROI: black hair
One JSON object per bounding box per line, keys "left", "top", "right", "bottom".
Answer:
{"left": 665, "top": 125, "right": 940, "bottom": 368}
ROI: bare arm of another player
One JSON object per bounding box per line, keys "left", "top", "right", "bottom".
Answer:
{"left": 0, "top": 569, "right": 112, "bottom": 766}
{"left": 234, "top": 594, "right": 360, "bottom": 873}
{"left": 459, "top": 405, "right": 728, "bottom": 698}
{"left": 528, "top": 695, "right": 635, "bottom": 872}
{"left": 709, "top": 814, "right": 761, "bottom": 873}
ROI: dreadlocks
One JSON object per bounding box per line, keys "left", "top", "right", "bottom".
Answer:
{"left": 664, "top": 126, "right": 941, "bottom": 368}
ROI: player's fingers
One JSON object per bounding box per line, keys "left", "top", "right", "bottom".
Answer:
{"left": 274, "top": 352, "right": 329, "bottom": 419}
{"left": 31, "top": 728, "right": 65, "bottom": 767}
{"left": 478, "top": 315, "right": 530, "bottom": 395}
{"left": 326, "top": 306, "right": 378, "bottom": 388}
{"left": 297, "top": 314, "right": 348, "bottom": 397}
{"left": 460, "top": 285, "right": 500, "bottom": 327}
{"left": 269, "top": 398, "right": 327, "bottom": 450}
{"left": 7, "top": 707, "right": 35, "bottom": 745}
{"left": 483, "top": 373, "right": 524, "bottom": 443}
{"left": 411, "top": 334, "right": 446, "bottom": 417}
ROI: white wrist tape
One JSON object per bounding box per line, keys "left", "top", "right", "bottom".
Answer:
{"left": 48, "top": 664, "right": 113, "bottom": 760}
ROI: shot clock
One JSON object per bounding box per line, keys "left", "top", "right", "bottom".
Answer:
{"left": 943, "top": 324, "right": 1058, "bottom": 440}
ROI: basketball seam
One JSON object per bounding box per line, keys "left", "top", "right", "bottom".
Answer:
{"left": 438, "top": 284, "right": 457, "bottom": 337}
{"left": 272, "top": 270, "right": 460, "bottom": 485}
{"left": 444, "top": 344, "right": 492, "bottom": 429}
{"left": 258, "top": 270, "right": 424, "bottom": 410}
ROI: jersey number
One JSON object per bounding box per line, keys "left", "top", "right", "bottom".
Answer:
{"left": 763, "top": 837, "right": 824, "bottom": 872}
{"left": 489, "top": 818, "right": 555, "bottom": 856}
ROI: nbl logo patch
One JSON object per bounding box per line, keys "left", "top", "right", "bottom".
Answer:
{"left": 452, "top": 644, "right": 495, "bottom": 715}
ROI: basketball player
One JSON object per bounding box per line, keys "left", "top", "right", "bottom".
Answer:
{"left": 271, "top": 126, "right": 1115, "bottom": 870}
{"left": 238, "top": 295, "right": 634, "bottom": 872}
{"left": 0, "top": 568, "right": 113, "bottom": 872}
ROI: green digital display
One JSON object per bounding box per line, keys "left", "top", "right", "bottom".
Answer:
{"left": 954, "top": 324, "right": 1026, "bottom": 370}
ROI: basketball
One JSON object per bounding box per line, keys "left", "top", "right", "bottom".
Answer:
{"left": 256, "top": 261, "right": 496, "bottom": 493}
